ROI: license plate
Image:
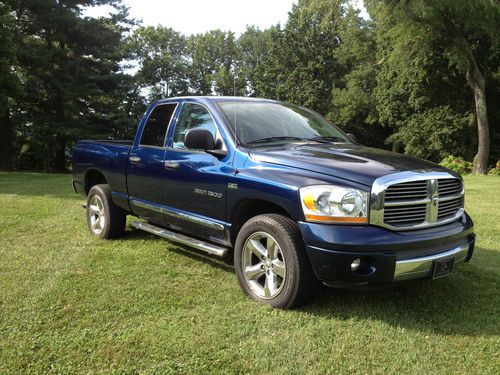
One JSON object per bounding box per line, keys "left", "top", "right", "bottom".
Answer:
{"left": 433, "top": 257, "right": 455, "bottom": 279}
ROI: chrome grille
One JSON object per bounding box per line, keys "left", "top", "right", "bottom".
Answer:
{"left": 370, "top": 172, "right": 465, "bottom": 230}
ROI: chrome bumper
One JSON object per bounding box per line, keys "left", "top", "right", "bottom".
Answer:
{"left": 393, "top": 243, "right": 470, "bottom": 281}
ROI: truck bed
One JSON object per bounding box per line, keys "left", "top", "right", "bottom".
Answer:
{"left": 72, "top": 139, "right": 132, "bottom": 200}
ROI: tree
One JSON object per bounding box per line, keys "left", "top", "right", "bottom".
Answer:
{"left": 369, "top": 3, "right": 473, "bottom": 160}
{"left": 251, "top": 0, "right": 345, "bottom": 114}
{"left": 129, "top": 26, "right": 189, "bottom": 99}
{"left": 6, "top": 0, "right": 135, "bottom": 170}
{"left": 237, "top": 26, "right": 273, "bottom": 96}
{"left": 0, "top": 2, "right": 20, "bottom": 170}
{"left": 187, "top": 30, "right": 243, "bottom": 95}
{"left": 328, "top": 5, "right": 387, "bottom": 147}
{"left": 368, "top": 0, "right": 500, "bottom": 172}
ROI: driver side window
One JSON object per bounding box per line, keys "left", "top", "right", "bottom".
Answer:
{"left": 172, "top": 103, "right": 217, "bottom": 149}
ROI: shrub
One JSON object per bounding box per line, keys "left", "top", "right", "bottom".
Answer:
{"left": 439, "top": 155, "right": 473, "bottom": 175}
{"left": 488, "top": 161, "right": 500, "bottom": 176}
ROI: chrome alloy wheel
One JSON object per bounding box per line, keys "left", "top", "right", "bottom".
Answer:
{"left": 88, "top": 195, "right": 106, "bottom": 235}
{"left": 242, "top": 231, "right": 286, "bottom": 299}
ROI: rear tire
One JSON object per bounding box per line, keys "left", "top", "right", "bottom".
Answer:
{"left": 86, "top": 184, "right": 126, "bottom": 239}
{"left": 234, "top": 214, "right": 314, "bottom": 308}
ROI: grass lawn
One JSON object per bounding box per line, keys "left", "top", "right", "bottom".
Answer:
{"left": 0, "top": 172, "right": 499, "bottom": 374}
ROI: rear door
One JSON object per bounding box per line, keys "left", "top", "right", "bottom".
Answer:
{"left": 127, "top": 102, "right": 178, "bottom": 224}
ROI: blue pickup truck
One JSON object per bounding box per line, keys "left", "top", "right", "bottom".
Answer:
{"left": 72, "top": 96, "right": 475, "bottom": 308}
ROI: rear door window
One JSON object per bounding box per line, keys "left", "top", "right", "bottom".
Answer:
{"left": 140, "top": 103, "right": 177, "bottom": 147}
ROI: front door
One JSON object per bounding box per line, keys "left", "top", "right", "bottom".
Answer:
{"left": 162, "top": 102, "right": 229, "bottom": 244}
{"left": 127, "top": 102, "right": 178, "bottom": 224}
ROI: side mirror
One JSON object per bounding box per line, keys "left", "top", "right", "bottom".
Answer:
{"left": 184, "top": 128, "right": 228, "bottom": 158}
{"left": 346, "top": 133, "right": 359, "bottom": 143}
{"left": 184, "top": 128, "right": 215, "bottom": 150}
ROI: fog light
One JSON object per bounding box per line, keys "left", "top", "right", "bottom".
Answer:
{"left": 351, "top": 258, "right": 361, "bottom": 271}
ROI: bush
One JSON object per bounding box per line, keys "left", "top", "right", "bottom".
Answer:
{"left": 439, "top": 155, "right": 473, "bottom": 175}
{"left": 488, "top": 161, "right": 500, "bottom": 176}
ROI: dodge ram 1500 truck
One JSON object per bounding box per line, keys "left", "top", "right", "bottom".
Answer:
{"left": 72, "top": 96, "right": 475, "bottom": 308}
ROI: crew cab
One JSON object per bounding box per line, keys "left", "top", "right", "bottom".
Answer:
{"left": 72, "top": 96, "right": 475, "bottom": 308}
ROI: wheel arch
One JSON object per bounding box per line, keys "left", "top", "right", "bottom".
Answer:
{"left": 230, "top": 198, "right": 295, "bottom": 246}
{"left": 84, "top": 168, "right": 108, "bottom": 195}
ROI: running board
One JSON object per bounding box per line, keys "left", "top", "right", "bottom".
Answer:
{"left": 131, "top": 221, "right": 228, "bottom": 257}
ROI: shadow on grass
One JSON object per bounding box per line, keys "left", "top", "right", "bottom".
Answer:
{"left": 123, "top": 227, "right": 234, "bottom": 273}
{"left": 300, "top": 246, "right": 499, "bottom": 337}
{"left": 125, "top": 228, "right": 498, "bottom": 337}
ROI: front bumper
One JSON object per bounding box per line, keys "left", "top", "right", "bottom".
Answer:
{"left": 393, "top": 243, "right": 470, "bottom": 281}
{"left": 298, "top": 212, "right": 475, "bottom": 287}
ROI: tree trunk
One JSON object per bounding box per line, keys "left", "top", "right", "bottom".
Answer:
{"left": 464, "top": 112, "right": 476, "bottom": 162}
{"left": 54, "top": 135, "right": 67, "bottom": 172}
{"left": 0, "top": 109, "right": 13, "bottom": 170}
{"left": 466, "top": 56, "right": 489, "bottom": 174}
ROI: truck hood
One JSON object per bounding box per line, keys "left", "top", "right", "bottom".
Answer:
{"left": 248, "top": 143, "right": 449, "bottom": 187}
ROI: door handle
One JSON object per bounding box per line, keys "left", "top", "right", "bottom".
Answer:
{"left": 164, "top": 161, "right": 180, "bottom": 170}
{"left": 129, "top": 156, "right": 141, "bottom": 163}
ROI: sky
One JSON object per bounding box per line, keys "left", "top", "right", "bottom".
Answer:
{"left": 83, "top": 0, "right": 368, "bottom": 35}
{"left": 84, "top": 0, "right": 295, "bottom": 35}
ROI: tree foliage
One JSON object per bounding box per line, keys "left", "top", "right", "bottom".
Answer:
{"left": 0, "top": 2, "right": 20, "bottom": 170}
{"left": 2, "top": 0, "right": 141, "bottom": 170}
{"left": 368, "top": 0, "right": 500, "bottom": 173}
{"left": 0, "top": 0, "right": 498, "bottom": 172}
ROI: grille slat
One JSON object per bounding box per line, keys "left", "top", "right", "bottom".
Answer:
{"left": 384, "top": 206, "right": 427, "bottom": 212}
{"left": 438, "top": 195, "right": 463, "bottom": 219}
{"left": 438, "top": 179, "right": 462, "bottom": 198}
{"left": 440, "top": 198, "right": 463, "bottom": 207}
{"left": 439, "top": 206, "right": 460, "bottom": 213}
{"left": 384, "top": 218, "right": 426, "bottom": 224}
{"left": 385, "top": 210, "right": 426, "bottom": 215}
{"left": 384, "top": 203, "right": 426, "bottom": 225}
{"left": 385, "top": 194, "right": 428, "bottom": 200}
{"left": 385, "top": 213, "right": 427, "bottom": 220}
{"left": 386, "top": 185, "right": 428, "bottom": 191}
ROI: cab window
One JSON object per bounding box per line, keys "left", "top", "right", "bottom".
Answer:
{"left": 172, "top": 103, "right": 217, "bottom": 149}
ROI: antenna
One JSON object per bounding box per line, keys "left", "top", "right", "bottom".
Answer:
{"left": 233, "top": 74, "right": 237, "bottom": 145}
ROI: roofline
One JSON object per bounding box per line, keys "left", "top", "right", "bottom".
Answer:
{"left": 156, "top": 96, "right": 281, "bottom": 104}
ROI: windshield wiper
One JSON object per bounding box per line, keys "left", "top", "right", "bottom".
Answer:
{"left": 246, "top": 135, "right": 347, "bottom": 146}
{"left": 308, "top": 136, "right": 347, "bottom": 143}
{"left": 246, "top": 136, "right": 310, "bottom": 145}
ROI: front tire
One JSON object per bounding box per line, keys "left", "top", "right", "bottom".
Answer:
{"left": 234, "top": 214, "right": 314, "bottom": 308}
{"left": 86, "top": 184, "right": 126, "bottom": 239}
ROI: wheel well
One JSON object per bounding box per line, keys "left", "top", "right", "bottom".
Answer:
{"left": 84, "top": 169, "right": 107, "bottom": 195}
{"left": 230, "top": 199, "right": 292, "bottom": 246}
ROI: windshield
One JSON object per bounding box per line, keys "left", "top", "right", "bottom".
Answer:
{"left": 218, "top": 101, "right": 351, "bottom": 146}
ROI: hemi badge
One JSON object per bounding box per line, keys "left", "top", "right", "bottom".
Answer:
{"left": 228, "top": 183, "right": 238, "bottom": 190}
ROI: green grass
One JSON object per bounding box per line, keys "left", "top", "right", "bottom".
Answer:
{"left": 0, "top": 172, "right": 499, "bottom": 374}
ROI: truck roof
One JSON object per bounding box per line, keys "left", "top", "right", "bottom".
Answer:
{"left": 155, "top": 96, "right": 280, "bottom": 105}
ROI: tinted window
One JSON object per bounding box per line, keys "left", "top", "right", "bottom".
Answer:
{"left": 173, "top": 103, "right": 217, "bottom": 149}
{"left": 218, "top": 101, "right": 350, "bottom": 145}
{"left": 140, "top": 103, "right": 177, "bottom": 147}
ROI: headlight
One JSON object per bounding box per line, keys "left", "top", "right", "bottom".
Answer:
{"left": 299, "top": 185, "right": 369, "bottom": 223}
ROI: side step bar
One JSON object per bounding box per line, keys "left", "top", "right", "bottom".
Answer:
{"left": 131, "top": 221, "right": 228, "bottom": 257}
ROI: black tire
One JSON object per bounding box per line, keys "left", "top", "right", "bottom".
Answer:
{"left": 234, "top": 214, "right": 315, "bottom": 308}
{"left": 86, "top": 184, "right": 126, "bottom": 239}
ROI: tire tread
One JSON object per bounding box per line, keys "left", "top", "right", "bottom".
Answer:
{"left": 235, "top": 213, "right": 315, "bottom": 308}
{"left": 87, "top": 184, "right": 126, "bottom": 239}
